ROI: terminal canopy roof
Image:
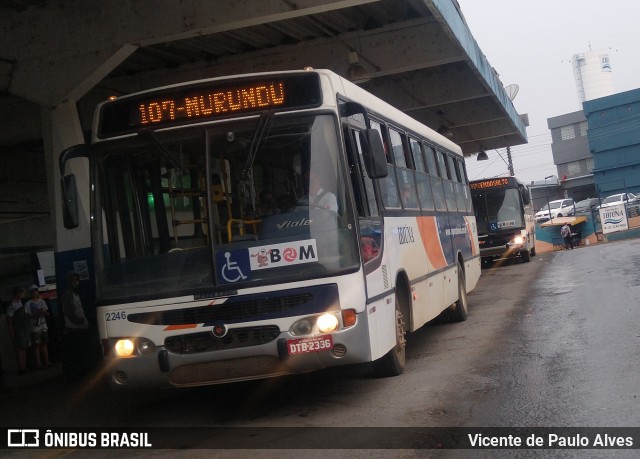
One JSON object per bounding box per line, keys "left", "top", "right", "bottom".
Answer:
{"left": 1, "top": 0, "right": 527, "bottom": 156}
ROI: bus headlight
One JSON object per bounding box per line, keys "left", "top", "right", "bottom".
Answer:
{"left": 114, "top": 339, "right": 135, "bottom": 358}
{"left": 112, "top": 338, "right": 156, "bottom": 358}
{"left": 137, "top": 338, "right": 156, "bottom": 355}
{"left": 290, "top": 313, "right": 340, "bottom": 336}
{"left": 291, "top": 318, "right": 313, "bottom": 336}
{"left": 513, "top": 235, "right": 524, "bottom": 245}
{"left": 317, "top": 313, "right": 339, "bottom": 333}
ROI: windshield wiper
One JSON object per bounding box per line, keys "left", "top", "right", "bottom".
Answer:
{"left": 241, "top": 111, "right": 272, "bottom": 180}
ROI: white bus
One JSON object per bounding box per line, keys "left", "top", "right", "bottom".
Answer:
{"left": 59, "top": 69, "right": 480, "bottom": 388}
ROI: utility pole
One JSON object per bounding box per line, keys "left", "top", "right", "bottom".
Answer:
{"left": 506, "top": 146, "right": 514, "bottom": 176}
{"left": 544, "top": 175, "right": 553, "bottom": 221}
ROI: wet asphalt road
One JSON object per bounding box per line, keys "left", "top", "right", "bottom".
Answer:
{"left": 463, "top": 240, "right": 640, "bottom": 429}
{"left": 2, "top": 239, "right": 640, "bottom": 458}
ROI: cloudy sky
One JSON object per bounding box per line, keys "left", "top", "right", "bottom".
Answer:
{"left": 456, "top": 0, "right": 640, "bottom": 184}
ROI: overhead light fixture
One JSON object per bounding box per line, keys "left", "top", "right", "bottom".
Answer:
{"left": 437, "top": 125, "right": 454, "bottom": 138}
{"left": 346, "top": 52, "right": 370, "bottom": 84}
{"left": 477, "top": 150, "right": 489, "bottom": 161}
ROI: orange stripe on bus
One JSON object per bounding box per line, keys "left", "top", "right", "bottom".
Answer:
{"left": 418, "top": 216, "right": 447, "bottom": 270}
{"left": 164, "top": 324, "right": 198, "bottom": 331}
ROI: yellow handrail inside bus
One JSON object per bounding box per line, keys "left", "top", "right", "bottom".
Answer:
{"left": 227, "top": 218, "right": 261, "bottom": 241}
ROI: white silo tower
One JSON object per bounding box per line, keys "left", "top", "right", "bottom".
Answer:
{"left": 572, "top": 49, "right": 614, "bottom": 103}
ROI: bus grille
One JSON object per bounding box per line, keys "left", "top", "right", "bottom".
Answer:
{"left": 128, "top": 293, "right": 312, "bottom": 325}
{"left": 164, "top": 325, "right": 280, "bottom": 354}
{"left": 482, "top": 234, "right": 512, "bottom": 248}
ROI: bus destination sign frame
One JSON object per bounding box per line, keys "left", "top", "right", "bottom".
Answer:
{"left": 98, "top": 73, "right": 323, "bottom": 138}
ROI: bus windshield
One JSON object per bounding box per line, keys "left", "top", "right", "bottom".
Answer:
{"left": 94, "top": 113, "right": 359, "bottom": 302}
{"left": 472, "top": 187, "right": 524, "bottom": 234}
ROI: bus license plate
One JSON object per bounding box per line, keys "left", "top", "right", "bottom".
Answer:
{"left": 287, "top": 335, "right": 333, "bottom": 355}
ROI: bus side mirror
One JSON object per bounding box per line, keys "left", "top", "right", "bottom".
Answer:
{"left": 363, "top": 129, "right": 388, "bottom": 179}
{"left": 520, "top": 186, "right": 531, "bottom": 205}
{"left": 62, "top": 174, "right": 79, "bottom": 229}
{"left": 59, "top": 144, "right": 89, "bottom": 229}
{"left": 339, "top": 101, "right": 387, "bottom": 179}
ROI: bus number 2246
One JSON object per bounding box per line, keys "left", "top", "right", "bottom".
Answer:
{"left": 105, "top": 311, "right": 127, "bottom": 321}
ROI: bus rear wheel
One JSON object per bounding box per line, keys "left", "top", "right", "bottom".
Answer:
{"left": 372, "top": 294, "right": 406, "bottom": 377}
{"left": 448, "top": 263, "right": 468, "bottom": 322}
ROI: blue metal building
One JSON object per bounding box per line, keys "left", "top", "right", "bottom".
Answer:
{"left": 583, "top": 88, "right": 640, "bottom": 196}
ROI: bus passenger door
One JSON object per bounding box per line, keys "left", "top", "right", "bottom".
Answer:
{"left": 343, "top": 126, "right": 386, "bottom": 298}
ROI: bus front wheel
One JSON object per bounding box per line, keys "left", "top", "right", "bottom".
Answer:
{"left": 372, "top": 294, "right": 406, "bottom": 377}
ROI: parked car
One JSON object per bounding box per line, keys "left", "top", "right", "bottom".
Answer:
{"left": 598, "top": 192, "right": 638, "bottom": 209}
{"left": 574, "top": 197, "right": 600, "bottom": 213}
{"left": 534, "top": 198, "right": 575, "bottom": 222}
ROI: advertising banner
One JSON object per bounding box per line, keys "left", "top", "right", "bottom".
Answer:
{"left": 600, "top": 204, "right": 628, "bottom": 234}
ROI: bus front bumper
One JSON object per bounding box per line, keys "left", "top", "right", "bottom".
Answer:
{"left": 480, "top": 243, "right": 524, "bottom": 260}
{"left": 103, "top": 317, "right": 371, "bottom": 389}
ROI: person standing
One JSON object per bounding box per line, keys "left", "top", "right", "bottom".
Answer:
{"left": 560, "top": 222, "right": 573, "bottom": 250}
{"left": 6, "top": 286, "right": 30, "bottom": 374}
{"left": 60, "top": 272, "right": 89, "bottom": 332}
{"left": 25, "top": 285, "right": 51, "bottom": 369}
{"left": 60, "top": 271, "right": 92, "bottom": 380}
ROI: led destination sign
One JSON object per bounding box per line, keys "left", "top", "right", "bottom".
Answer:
{"left": 469, "top": 178, "right": 513, "bottom": 190}
{"left": 98, "top": 73, "right": 322, "bottom": 138}
{"left": 137, "top": 82, "right": 286, "bottom": 125}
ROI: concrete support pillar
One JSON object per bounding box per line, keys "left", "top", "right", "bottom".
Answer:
{"left": 41, "top": 101, "right": 90, "bottom": 253}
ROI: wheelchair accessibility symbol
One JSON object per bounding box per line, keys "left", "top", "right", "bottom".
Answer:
{"left": 222, "top": 252, "right": 247, "bottom": 282}
{"left": 216, "top": 250, "right": 250, "bottom": 283}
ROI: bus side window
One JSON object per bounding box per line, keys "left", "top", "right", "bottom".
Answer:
{"left": 370, "top": 120, "right": 389, "bottom": 161}
{"left": 458, "top": 158, "right": 473, "bottom": 212}
{"left": 409, "top": 137, "right": 434, "bottom": 211}
{"left": 423, "top": 143, "right": 438, "bottom": 176}
{"left": 389, "top": 127, "right": 407, "bottom": 168}
{"left": 458, "top": 158, "right": 469, "bottom": 184}
{"left": 390, "top": 128, "right": 418, "bottom": 209}
{"left": 448, "top": 155, "right": 461, "bottom": 183}
{"left": 425, "top": 144, "right": 447, "bottom": 211}
{"left": 344, "top": 128, "right": 364, "bottom": 217}
{"left": 344, "top": 127, "right": 379, "bottom": 218}
{"left": 439, "top": 151, "right": 457, "bottom": 212}
{"left": 355, "top": 131, "right": 380, "bottom": 217}
{"left": 371, "top": 120, "right": 399, "bottom": 209}
{"left": 448, "top": 155, "right": 466, "bottom": 212}
{"left": 438, "top": 150, "right": 450, "bottom": 179}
